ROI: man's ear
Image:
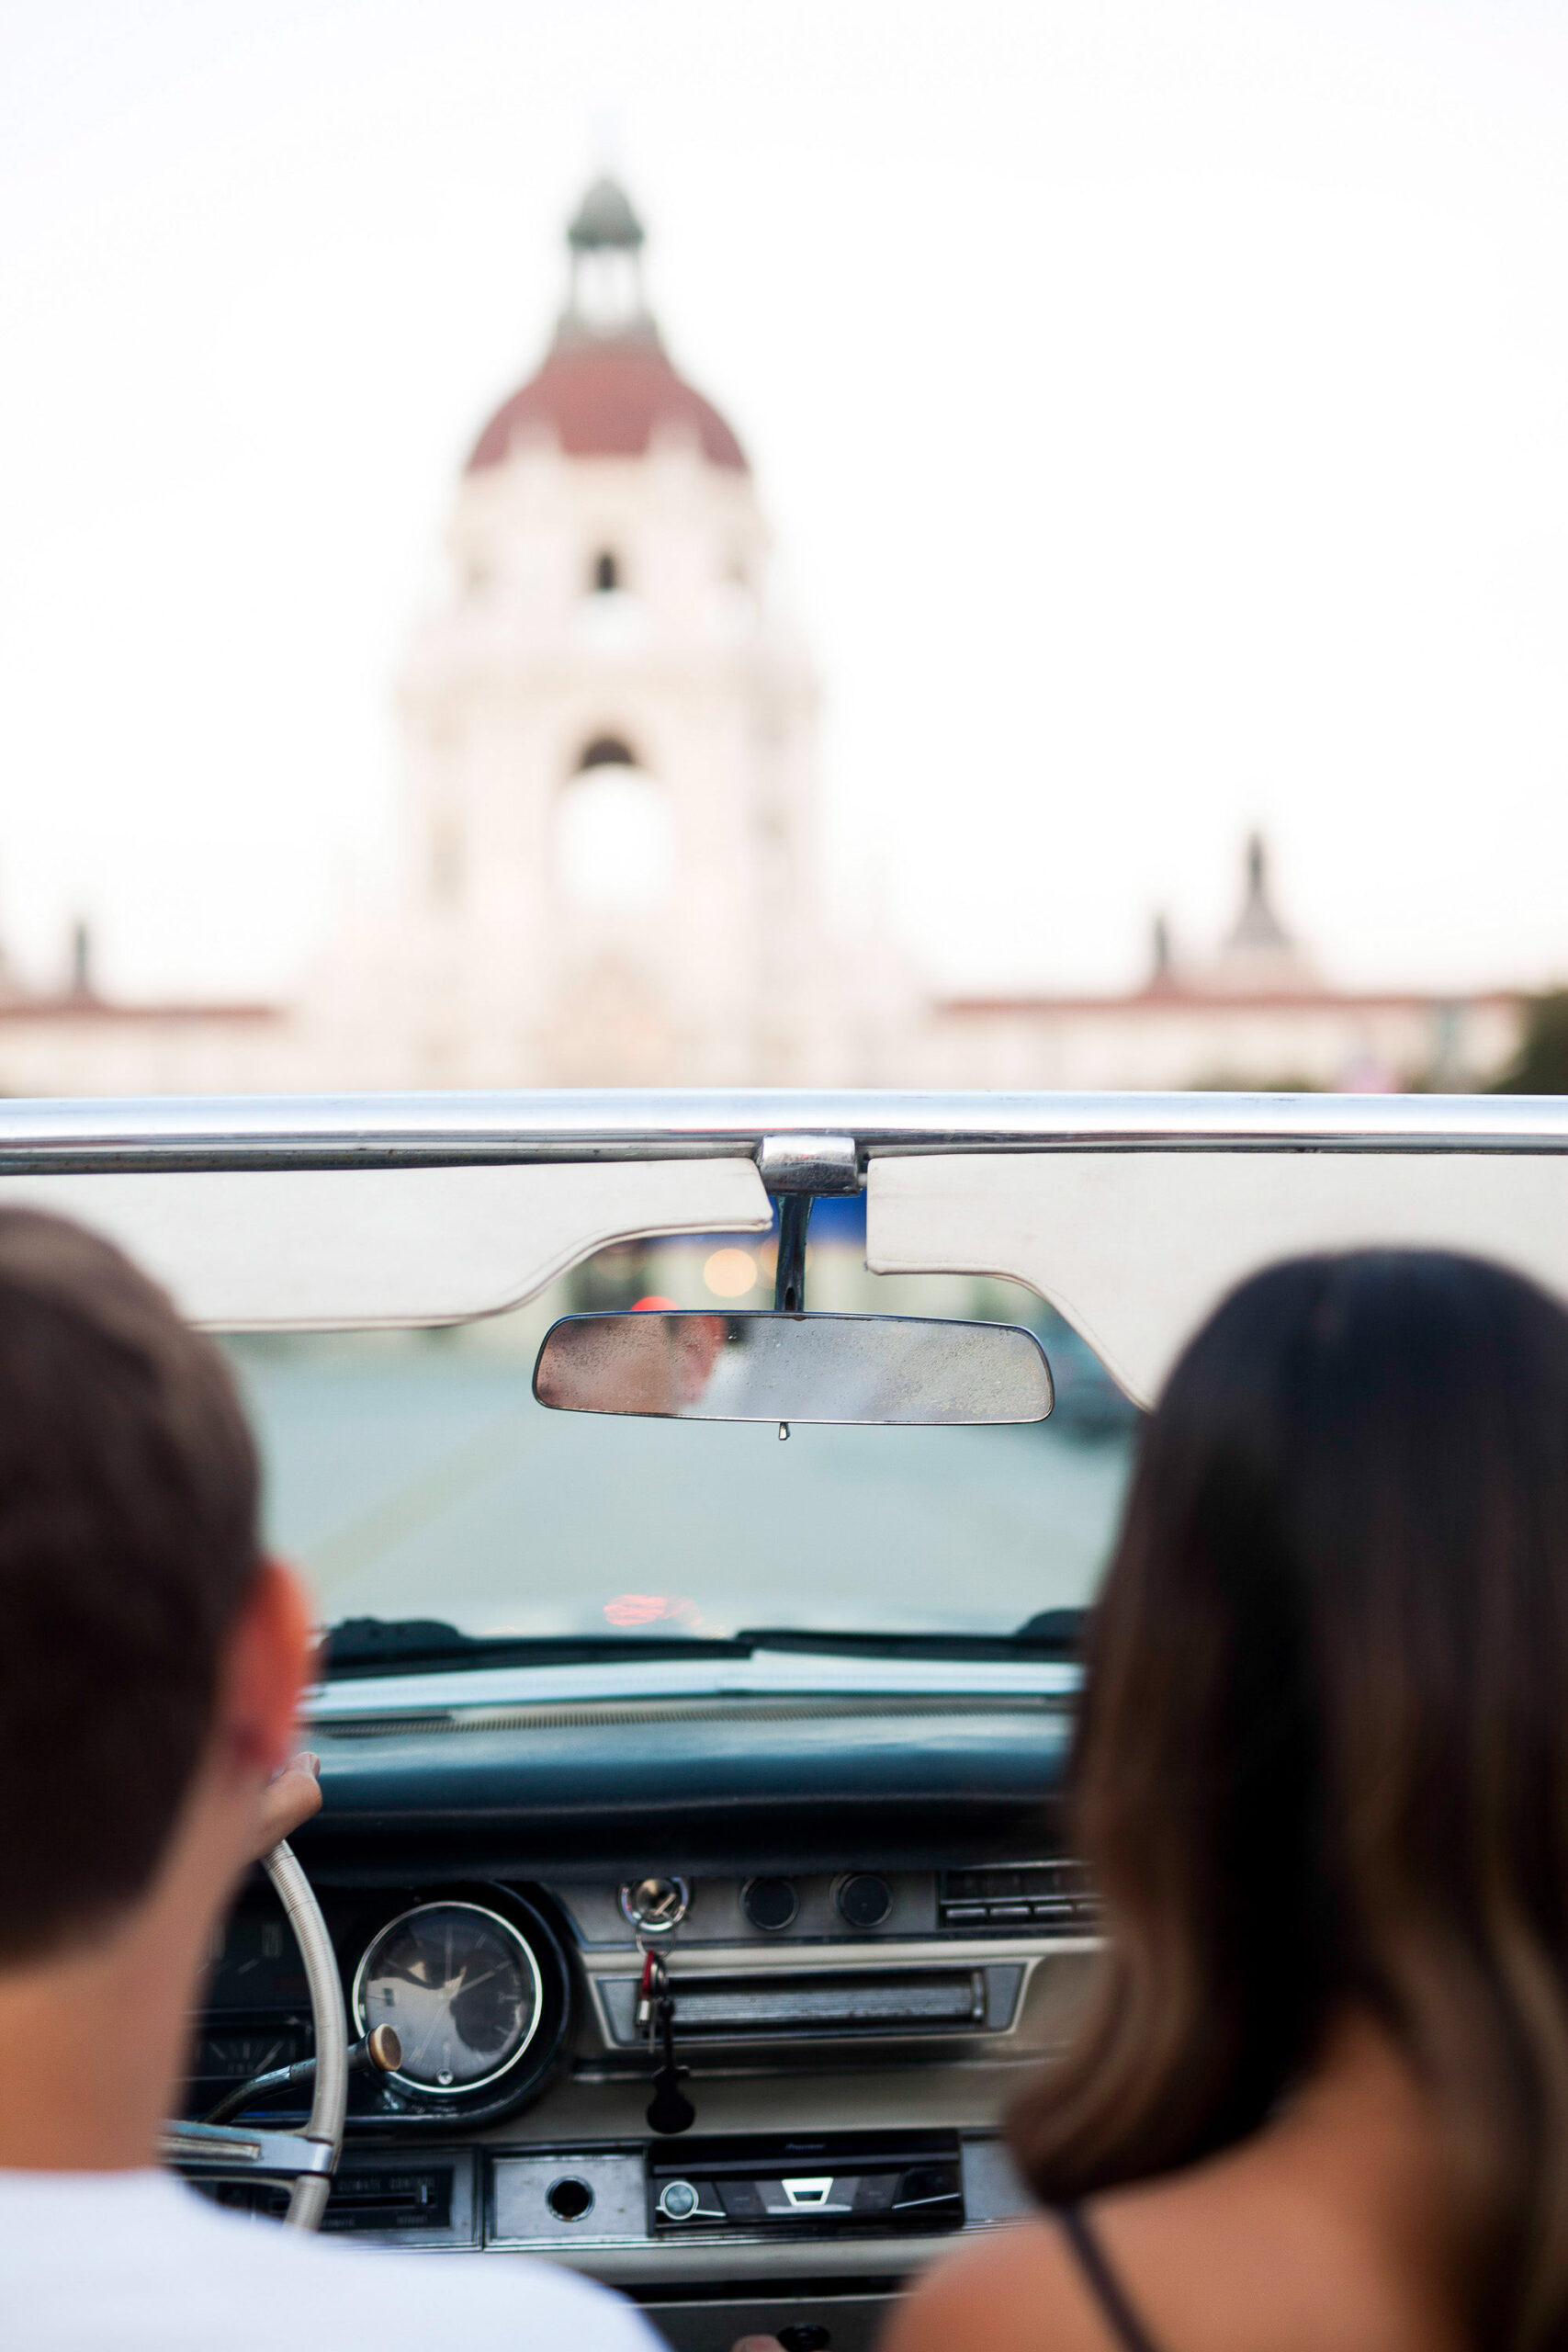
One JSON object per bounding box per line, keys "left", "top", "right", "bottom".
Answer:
{"left": 216, "top": 1558, "right": 315, "bottom": 1780}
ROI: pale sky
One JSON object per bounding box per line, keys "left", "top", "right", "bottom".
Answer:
{"left": 4, "top": 0, "right": 1568, "bottom": 1003}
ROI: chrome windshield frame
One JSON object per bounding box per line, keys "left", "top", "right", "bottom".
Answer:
{"left": 0, "top": 1087, "right": 1558, "bottom": 1173}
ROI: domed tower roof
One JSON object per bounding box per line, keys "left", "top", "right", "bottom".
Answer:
{"left": 567, "top": 175, "right": 646, "bottom": 252}
{"left": 467, "top": 177, "right": 748, "bottom": 476}
{"left": 467, "top": 343, "right": 747, "bottom": 473}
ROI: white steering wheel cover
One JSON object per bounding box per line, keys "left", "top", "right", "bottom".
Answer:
{"left": 263, "top": 1838, "right": 348, "bottom": 2228}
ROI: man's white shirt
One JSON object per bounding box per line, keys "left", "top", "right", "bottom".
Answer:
{"left": 0, "top": 2168, "right": 663, "bottom": 2349}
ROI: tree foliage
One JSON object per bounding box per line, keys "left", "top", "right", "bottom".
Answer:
{"left": 1491, "top": 992, "right": 1568, "bottom": 1093}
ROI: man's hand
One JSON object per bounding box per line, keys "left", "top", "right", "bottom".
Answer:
{"left": 252, "top": 1750, "right": 321, "bottom": 1860}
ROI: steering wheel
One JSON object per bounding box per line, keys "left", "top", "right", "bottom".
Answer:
{"left": 161, "top": 1839, "right": 348, "bottom": 2228}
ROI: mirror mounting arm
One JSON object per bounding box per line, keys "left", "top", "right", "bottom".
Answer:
{"left": 773, "top": 1194, "right": 812, "bottom": 1313}
{"left": 759, "top": 1134, "right": 856, "bottom": 1316}
{"left": 756, "top": 1134, "right": 859, "bottom": 1196}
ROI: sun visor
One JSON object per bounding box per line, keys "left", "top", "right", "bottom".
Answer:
{"left": 868, "top": 1151, "right": 1568, "bottom": 1409}
{"left": 0, "top": 1159, "right": 772, "bottom": 1329}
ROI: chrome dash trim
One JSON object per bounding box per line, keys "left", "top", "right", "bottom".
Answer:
{"left": 307, "top": 1650, "right": 1081, "bottom": 1718}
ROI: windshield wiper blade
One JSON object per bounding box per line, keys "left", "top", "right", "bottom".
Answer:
{"left": 735, "top": 1612, "right": 1085, "bottom": 1662}
{"left": 321, "top": 1616, "right": 750, "bottom": 1679}
{"left": 1011, "top": 1608, "right": 1086, "bottom": 1652}
{"left": 321, "top": 1613, "right": 1087, "bottom": 1679}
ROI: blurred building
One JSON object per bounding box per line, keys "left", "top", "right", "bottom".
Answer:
{"left": 312, "top": 175, "right": 882, "bottom": 1089}
{"left": 0, "top": 923, "right": 293, "bottom": 1098}
{"left": 919, "top": 837, "right": 1521, "bottom": 1092}
{"left": 0, "top": 184, "right": 1526, "bottom": 1100}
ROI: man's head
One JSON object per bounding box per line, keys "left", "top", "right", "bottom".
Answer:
{"left": 0, "top": 1206, "right": 298, "bottom": 1964}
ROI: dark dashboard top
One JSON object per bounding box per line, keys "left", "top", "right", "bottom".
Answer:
{"left": 299, "top": 1692, "right": 1072, "bottom": 1880}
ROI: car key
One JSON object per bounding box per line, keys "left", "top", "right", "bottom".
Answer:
{"left": 636, "top": 1947, "right": 666, "bottom": 2038}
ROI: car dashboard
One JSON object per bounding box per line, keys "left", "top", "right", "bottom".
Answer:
{"left": 186, "top": 1679, "right": 1092, "bottom": 2352}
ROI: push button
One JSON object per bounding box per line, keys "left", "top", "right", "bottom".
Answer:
{"left": 850, "top": 2171, "right": 898, "bottom": 2214}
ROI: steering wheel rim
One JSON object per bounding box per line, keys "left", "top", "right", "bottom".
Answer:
{"left": 162, "top": 1838, "right": 348, "bottom": 2228}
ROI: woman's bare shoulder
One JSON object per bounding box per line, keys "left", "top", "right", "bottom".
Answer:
{"left": 882, "top": 2135, "right": 1461, "bottom": 2352}
{"left": 881, "top": 2213, "right": 1119, "bottom": 2352}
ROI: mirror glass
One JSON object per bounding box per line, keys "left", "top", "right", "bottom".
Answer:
{"left": 533, "top": 1310, "right": 1053, "bottom": 1426}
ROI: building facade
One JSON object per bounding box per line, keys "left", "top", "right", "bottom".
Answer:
{"left": 318, "top": 175, "right": 846, "bottom": 1091}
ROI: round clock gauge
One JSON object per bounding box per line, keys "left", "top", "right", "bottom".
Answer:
{"left": 353, "top": 1900, "right": 544, "bottom": 2095}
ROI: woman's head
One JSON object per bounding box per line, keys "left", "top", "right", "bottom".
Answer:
{"left": 1011, "top": 1248, "right": 1568, "bottom": 2344}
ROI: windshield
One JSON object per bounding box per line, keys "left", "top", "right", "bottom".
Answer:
{"left": 225, "top": 1204, "right": 1138, "bottom": 1657}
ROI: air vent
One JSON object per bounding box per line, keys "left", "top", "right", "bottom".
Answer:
{"left": 312, "top": 1694, "right": 1063, "bottom": 1740}
{"left": 597, "top": 1963, "right": 1023, "bottom": 2045}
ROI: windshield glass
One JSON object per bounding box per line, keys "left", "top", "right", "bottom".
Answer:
{"left": 224, "top": 1204, "right": 1138, "bottom": 1654}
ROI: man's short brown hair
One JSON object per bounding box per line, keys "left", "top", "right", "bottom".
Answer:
{"left": 0, "top": 1207, "right": 261, "bottom": 1962}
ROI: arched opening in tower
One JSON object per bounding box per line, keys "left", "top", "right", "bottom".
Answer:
{"left": 579, "top": 734, "right": 637, "bottom": 769}
{"left": 591, "top": 549, "right": 621, "bottom": 594}
{"left": 556, "top": 737, "right": 676, "bottom": 913}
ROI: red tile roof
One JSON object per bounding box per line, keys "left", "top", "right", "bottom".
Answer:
{"left": 0, "top": 998, "right": 280, "bottom": 1024}
{"left": 940, "top": 986, "right": 1522, "bottom": 1017}
{"left": 467, "top": 339, "right": 747, "bottom": 474}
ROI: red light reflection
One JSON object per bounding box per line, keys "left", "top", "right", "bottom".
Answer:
{"left": 603, "top": 1593, "right": 701, "bottom": 1628}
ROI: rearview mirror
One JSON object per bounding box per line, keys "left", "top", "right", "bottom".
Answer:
{"left": 533, "top": 1311, "right": 1053, "bottom": 1426}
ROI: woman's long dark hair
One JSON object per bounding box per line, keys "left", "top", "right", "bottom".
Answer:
{"left": 1010, "top": 1250, "right": 1568, "bottom": 2348}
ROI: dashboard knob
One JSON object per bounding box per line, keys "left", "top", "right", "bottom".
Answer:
{"left": 836, "top": 1873, "right": 893, "bottom": 1931}
{"left": 364, "top": 2023, "right": 401, "bottom": 2075}
{"left": 741, "top": 1875, "right": 798, "bottom": 1931}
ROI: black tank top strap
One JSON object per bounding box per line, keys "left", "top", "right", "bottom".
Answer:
{"left": 1055, "top": 2203, "right": 1166, "bottom": 2352}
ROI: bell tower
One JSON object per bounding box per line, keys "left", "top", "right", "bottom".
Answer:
{"left": 388, "top": 176, "right": 829, "bottom": 1086}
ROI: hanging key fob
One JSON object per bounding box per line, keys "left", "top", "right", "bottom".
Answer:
{"left": 646, "top": 1991, "right": 695, "bottom": 2135}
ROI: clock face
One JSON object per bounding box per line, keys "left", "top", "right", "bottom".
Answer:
{"left": 354, "top": 1902, "right": 543, "bottom": 2093}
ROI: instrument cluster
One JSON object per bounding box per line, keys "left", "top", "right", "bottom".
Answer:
{"left": 195, "top": 1881, "right": 571, "bottom": 2132}
{"left": 192, "top": 1854, "right": 1092, "bottom": 2139}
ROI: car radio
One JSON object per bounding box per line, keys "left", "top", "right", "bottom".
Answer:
{"left": 647, "top": 2132, "right": 964, "bottom": 2237}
